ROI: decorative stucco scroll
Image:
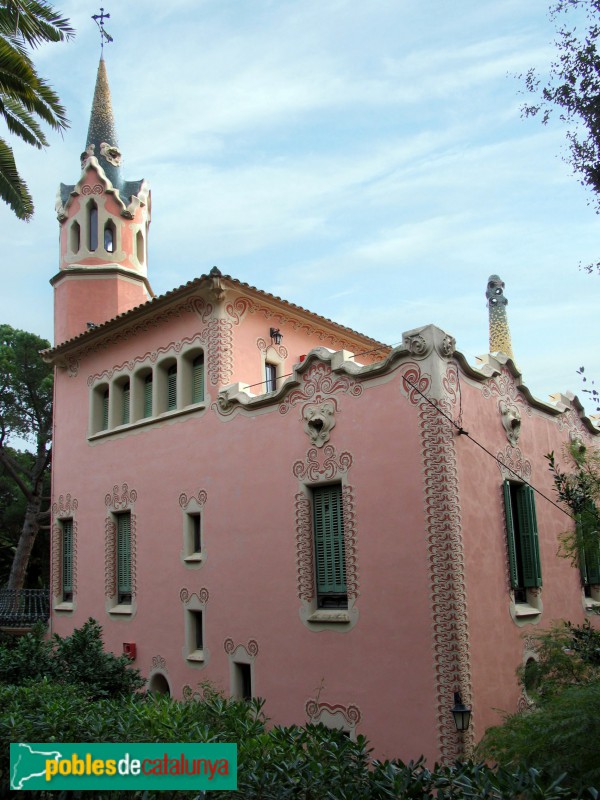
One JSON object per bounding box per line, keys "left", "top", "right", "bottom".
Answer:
{"left": 292, "top": 445, "right": 352, "bottom": 482}
{"left": 496, "top": 445, "right": 532, "bottom": 481}
{"left": 180, "top": 587, "right": 209, "bottom": 605}
{"left": 179, "top": 489, "right": 208, "bottom": 510}
{"left": 223, "top": 638, "right": 259, "bottom": 657}
{"left": 201, "top": 318, "right": 233, "bottom": 387}
{"left": 481, "top": 367, "right": 532, "bottom": 416}
{"left": 87, "top": 333, "right": 206, "bottom": 385}
{"left": 62, "top": 297, "right": 212, "bottom": 377}
{"left": 400, "top": 362, "right": 473, "bottom": 762}
{"left": 257, "top": 337, "right": 288, "bottom": 361}
{"left": 279, "top": 362, "right": 362, "bottom": 416}
{"left": 305, "top": 699, "right": 361, "bottom": 740}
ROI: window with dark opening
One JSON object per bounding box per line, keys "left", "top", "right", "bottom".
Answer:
{"left": 265, "top": 363, "right": 277, "bottom": 392}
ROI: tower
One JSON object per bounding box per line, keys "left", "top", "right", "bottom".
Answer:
{"left": 486, "top": 274, "right": 514, "bottom": 359}
{"left": 51, "top": 56, "right": 153, "bottom": 345}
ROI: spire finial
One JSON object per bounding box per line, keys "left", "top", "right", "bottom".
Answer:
{"left": 92, "top": 7, "right": 113, "bottom": 52}
{"left": 486, "top": 275, "right": 514, "bottom": 359}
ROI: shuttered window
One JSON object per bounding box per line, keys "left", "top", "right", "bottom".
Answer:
{"left": 101, "top": 389, "right": 109, "bottom": 430}
{"left": 144, "top": 374, "right": 153, "bottom": 418}
{"left": 122, "top": 381, "right": 130, "bottom": 425}
{"left": 192, "top": 355, "right": 204, "bottom": 403}
{"left": 167, "top": 365, "right": 177, "bottom": 411}
{"left": 503, "top": 480, "right": 542, "bottom": 593}
{"left": 116, "top": 512, "right": 132, "bottom": 604}
{"left": 312, "top": 485, "right": 347, "bottom": 607}
{"left": 62, "top": 519, "right": 73, "bottom": 601}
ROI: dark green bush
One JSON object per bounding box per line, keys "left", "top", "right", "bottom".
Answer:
{"left": 0, "top": 618, "right": 144, "bottom": 698}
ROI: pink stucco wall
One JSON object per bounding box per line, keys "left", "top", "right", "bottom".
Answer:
{"left": 49, "top": 285, "right": 599, "bottom": 763}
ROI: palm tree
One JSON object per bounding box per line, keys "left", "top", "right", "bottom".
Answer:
{"left": 0, "top": 0, "right": 74, "bottom": 220}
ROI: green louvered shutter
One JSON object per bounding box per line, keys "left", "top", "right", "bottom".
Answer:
{"left": 62, "top": 520, "right": 73, "bottom": 598}
{"left": 503, "top": 481, "right": 519, "bottom": 589}
{"left": 117, "top": 513, "right": 131, "bottom": 600}
{"left": 313, "top": 486, "right": 346, "bottom": 595}
{"left": 101, "top": 390, "right": 109, "bottom": 430}
{"left": 122, "top": 381, "right": 130, "bottom": 425}
{"left": 144, "top": 374, "right": 152, "bottom": 418}
{"left": 192, "top": 355, "right": 204, "bottom": 403}
{"left": 167, "top": 365, "right": 177, "bottom": 410}
{"left": 516, "top": 485, "right": 542, "bottom": 588}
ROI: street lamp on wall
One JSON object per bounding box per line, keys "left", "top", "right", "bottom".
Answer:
{"left": 270, "top": 327, "right": 283, "bottom": 346}
{"left": 451, "top": 692, "right": 472, "bottom": 732}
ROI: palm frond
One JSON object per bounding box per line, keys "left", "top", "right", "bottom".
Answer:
{"left": 1, "top": 96, "right": 47, "bottom": 148}
{"left": 0, "top": 136, "right": 33, "bottom": 220}
{"left": 0, "top": 1, "right": 75, "bottom": 46}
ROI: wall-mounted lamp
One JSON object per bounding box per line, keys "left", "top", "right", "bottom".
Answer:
{"left": 270, "top": 327, "right": 283, "bottom": 346}
{"left": 451, "top": 691, "right": 471, "bottom": 732}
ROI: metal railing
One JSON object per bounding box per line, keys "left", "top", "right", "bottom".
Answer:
{"left": 0, "top": 588, "right": 50, "bottom": 628}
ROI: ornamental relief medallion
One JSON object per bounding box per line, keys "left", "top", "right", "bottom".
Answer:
{"left": 303, "top": 401, "right": 336, "bottom": 447}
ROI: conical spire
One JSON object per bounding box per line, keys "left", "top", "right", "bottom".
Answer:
{"left": 83, "top": 56, "right": 123, "bottom": 188}
{"left": 486, "top": 275, "right": 514, "bottom": 359}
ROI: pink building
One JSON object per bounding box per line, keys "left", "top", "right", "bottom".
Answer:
{"left": 46, "top": 58, "right": 600, "bottom": 763}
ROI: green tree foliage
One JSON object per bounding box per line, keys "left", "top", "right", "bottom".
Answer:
{"left": 0, "top": 0, "right": 74, "bottom": 219}
{"left": 547, "top": 443, "right": 600, "bottom": 571}
{"left": 0, "top": 683, "right": 581, "bottom": 799}
{"left": 0, "top": 617, "right": 144, "bottom": 697}
{"left": 0, "top": 324, "right": 52, "bottom": 590}
{"left": 478, "top": 622, "right": 600, "bottom": 795}
{"left": 522, "top": 2, "right": 600, "bottom": 216}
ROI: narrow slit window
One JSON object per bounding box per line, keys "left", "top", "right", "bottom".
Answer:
{"left": 104, "top": 220, "right": 116, "bottom": 253}
{"left": 62, "top": 519, "right": 73, "bottom": 602}
{"left": 144, "top": 374, "right": 153, "bottom": 418}
{"left": 116, "top": 512, "right": 132, "bottom": 605}
{"left": 101, "top": 389, "right": 109, "bottom": 431}
{"left": 265, "top": 363, "right": 277, "bottom": 392}
{"left": 88, "top": 202, "right": 98, "bottom": 251}
{"left": 192, "top": 355, "right": 204, "bottom": 403}
{"left": 192, "top": 610, "right": 204, "bottom": 651}
{"left": 167, "top": 364, "right": 177, "bottom": 411}
{"left": 122, "top": 380, "right": 130, "bottom": 425}
{"left": 70, "top": 221, "right": 80, "bottom": 254}
{"left": 136, "top": 230, "right": 144, "bottom": 264}
{"left": 234, "top": 662, "right": 252, "bottom": 701}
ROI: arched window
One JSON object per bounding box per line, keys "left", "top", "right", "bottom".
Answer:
{"left": 136, "top": 230, "right": 145, "bottom": 264}
{"left": 104, "top": 219, "right": 116, "bottom": 253}
{"left": 88, "top": 202, "right": 98, "bottom": 251}
{"left": 70, "top": 221, "right": 80, "bottom": 254}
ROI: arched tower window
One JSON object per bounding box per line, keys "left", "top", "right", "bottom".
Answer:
{"left": 88, "top": 201, "right": 98, "bottom": 251}
{"left": 70, "top": 221, "right": 80, "bottom": 254}
{"left": 136, "top": 230, "right": 145, "bottom": 265}
{"left": 104, "top": 219, "right": 116, "bottom": 253}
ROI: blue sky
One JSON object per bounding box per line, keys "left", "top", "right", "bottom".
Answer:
{"left": 1, "top": 0, "right": 598, "bottom": 412}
